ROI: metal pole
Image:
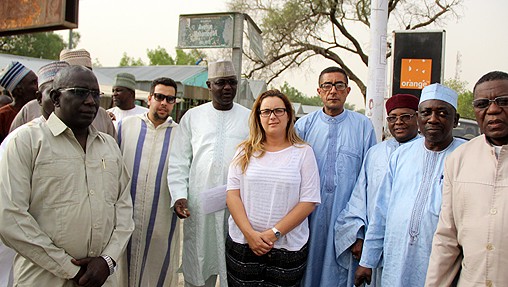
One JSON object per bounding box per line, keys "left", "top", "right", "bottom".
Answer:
{"left": 232, "top": 13, "right": 244, "bottom": 104}
{"left": 365, "top": 0, "right": 388, "bottom": 142}
{"left": 68, "top": 29, "right": 73, "bottom": 49}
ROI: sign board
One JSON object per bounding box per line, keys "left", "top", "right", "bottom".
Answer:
{"left": 0, "top": 0, "right": 78, "bottom": 36}
{"left": 178, "top": 14, "right": 234, "bottom": 49}
{"left": 391, "top": 31, "right": 445, "bottom": 98}
{"left": 247, "top": 19, "right": 265, "bottom": 61}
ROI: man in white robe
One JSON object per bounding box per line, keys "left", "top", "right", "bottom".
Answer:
{"left": 118, "top": 77, "right": 181, "bottom": 287}
{"left": 168, "top": 60, "right": 250, "bottom": 287}
{"left": 334, "top": 94, "right": 420, "bottom": 287}
{"left": 355, "top": 83, "right": 466, "bottom": 287}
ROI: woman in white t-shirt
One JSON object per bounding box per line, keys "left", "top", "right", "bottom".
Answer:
{"left": 226, "top": 89, "right": 321, "bottom": 286}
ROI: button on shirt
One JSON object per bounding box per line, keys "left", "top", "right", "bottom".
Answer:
{"left": 0, "top": 113, "right": 134, "bottom": 284}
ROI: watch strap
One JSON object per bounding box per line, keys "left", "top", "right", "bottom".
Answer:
{"left": 271, "top": 227, "right": 281, "bottom": 239}
{"left": 101, "top": 255, "right": 115, "bottom": 275}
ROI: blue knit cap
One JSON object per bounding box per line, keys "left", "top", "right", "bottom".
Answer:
{"left": 0, "top": 61, "right": 31, "bottom": 93}
{"left": 37, "top": 61, "right": 70, "bottom": 88}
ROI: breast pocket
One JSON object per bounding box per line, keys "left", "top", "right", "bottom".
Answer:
{"left": 428, "top": 176, "right": 444, "bottom": 217}
{"left": 37, "top": 162, "right": 79, "bottom": 208}
{"left": 336, "top": 146, "right": 362, "bottom": 182}
{"left": 101, "top": 158, "right": 120, "bottom": 204}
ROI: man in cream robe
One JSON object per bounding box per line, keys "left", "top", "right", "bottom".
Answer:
{"left": 426, "top": 71, "right": 508, "bottom": 287}
{"left": 118, "top": 77, "right": 181, "bottom": 287}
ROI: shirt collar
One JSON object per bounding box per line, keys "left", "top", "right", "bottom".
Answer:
{"left": 47, "top": 112, "right": 104, "bottom": 142}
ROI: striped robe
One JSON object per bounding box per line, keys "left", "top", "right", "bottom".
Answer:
{"left": 118, "top": 113, "right": 180, "bottom": 287}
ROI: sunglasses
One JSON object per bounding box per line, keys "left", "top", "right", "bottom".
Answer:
{"left": 152, "top": 93, "right": 177, "bottom": 104}
{"left": 57, "top": 87, "right": 103, "bottom": 99}
{"left": 212, "top": 79, "right": 238, "bottom": 87}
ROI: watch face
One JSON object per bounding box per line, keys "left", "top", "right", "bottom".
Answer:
{"left": 275, "top": 231, "right": 281, "bottom": 239}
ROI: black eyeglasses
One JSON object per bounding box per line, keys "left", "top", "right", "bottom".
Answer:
{"left": 152, "top": 93, "right": 177, "bottom": 104}
{"left": 386, "top": 113, "right": 416, "bottom": 123}
{"left": 320, "top": 82, "right": 348, "bottom": 91}
{"left": 259, "top": 108, "right": 287, "bottom": 118}
{"left": 57, "top": 87, "right": 103, "bottom": 99}
{"left": 472, "top": 96, "right": 508, "bottom": 109}
{"left": 213, "top": 79, "right": 238, "bottom": 87}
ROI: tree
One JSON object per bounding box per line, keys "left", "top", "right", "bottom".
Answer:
{"left": 123, "top": 48, "right": 207, "bottom": 66}
{"left": 119, "top": 52, "right": 145, "bottom": 66}
{"left": 147, "top": 46, "right": 174, "bottom": 65}
{"left": 228, "top": 0, "right": 463, "bottom": 101}
{"left": 279, "top": 81, "right": 322, "bottom": 106}
{"left": 445, "top": 78, "right": 475, "bottom": 120}
{"left": 0, "top": 31, "right": 80, "bottom": 60}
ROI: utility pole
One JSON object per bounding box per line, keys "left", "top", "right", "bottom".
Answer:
{"left": 365, "top": 0, "right": 389, "bottom": 142}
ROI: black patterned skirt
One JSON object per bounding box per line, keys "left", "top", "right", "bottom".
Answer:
{"left": 225, "top": 236, "right": 308, "bottom": 287}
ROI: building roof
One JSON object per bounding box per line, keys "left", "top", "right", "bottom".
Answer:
{"left": 95, "top": 65, "right": 208, "bottom": 88}
{"left": 0, "top": 53, "right": 114, "bottom": 85}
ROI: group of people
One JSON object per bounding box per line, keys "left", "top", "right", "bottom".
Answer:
{"left": 0, "top": 48, "right": 506, "bottom": 287}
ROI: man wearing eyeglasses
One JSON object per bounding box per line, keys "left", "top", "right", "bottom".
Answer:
{"left": 354, "top": 83, "right": 466, "bottom": 287}
{"left": 295, "top": 67, "right": 377, "bottom": 287}
{"left": 425, "top": 71, "right": 508, "bottom": 287}
{"left": 0, "top": 65, "right": 134, "bottom": 286}
{"left": 335, "top": 93, "right": 420, "bottom": 287}
{"left": 168, "top": 60, "right": 250, "bottom": 287}
{"left": 116, "top": 77, "right": 181, "bottom": 287}
{"left": 107, "top": 73, "right": 148, "bottom": 129}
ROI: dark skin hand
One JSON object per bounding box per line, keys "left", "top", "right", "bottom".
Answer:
{"left": 71, "top": 257, "right": 110, "bottom": 287}
{"left": 354, "top": 266, "right": 372, "bottom": 286}
{"left": 174, "top": 198, "right": 190, "bottom": 219}
{"left": 351, "top": 238, "right": 363, "bottom": 260}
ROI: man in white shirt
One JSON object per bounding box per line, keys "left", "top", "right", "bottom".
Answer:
{"left": 107, "top": 73, "right": 148, "bottom": 128}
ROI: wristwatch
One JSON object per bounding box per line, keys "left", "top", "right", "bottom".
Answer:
{"left": 271, "top": 227, "right": 281, "bottom": 239}
{"left": 101, "top": 255, "right": 115, "bottom": 275}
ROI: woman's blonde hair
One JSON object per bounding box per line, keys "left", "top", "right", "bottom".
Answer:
{"left": 234, "top": 89, "right": 305, "bottom": 173}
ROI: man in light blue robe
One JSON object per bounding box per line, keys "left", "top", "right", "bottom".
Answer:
{"left": 295, "top": 67, "right": 376, "bottom": 287}
{"left": 334, "top": 94, "right": 421, "bottom": 287}
{"left": 355, "top": 83, "right": 466, "bottom": 287}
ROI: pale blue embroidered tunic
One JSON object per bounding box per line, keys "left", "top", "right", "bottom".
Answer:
{"left": 359, "top": 137, "right": 465, "bottom": 287}
{"left": 334, "top": 135, "right": 420, "bottom": 287}
{"left": 295, "top": 109, "right": 376, "bottom": 287}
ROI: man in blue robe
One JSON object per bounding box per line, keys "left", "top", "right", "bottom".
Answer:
{"left": 295, "top": 67, "right": 377, "bottom": 287}
{"left": 334, "top": 94, "right": 421, "bottom": 287}
{"left": 354, "top": 83, "right": 466, "bottom": 287}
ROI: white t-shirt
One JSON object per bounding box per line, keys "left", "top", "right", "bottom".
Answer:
{"left": 107, "top": 105, "right": 148, "bottom": 129}
{"left": 227, "top": 144, "right": 321, "bottom": 251}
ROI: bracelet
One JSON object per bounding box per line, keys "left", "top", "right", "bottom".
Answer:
{"left": 100, "top": 255, "right": 115, "bottom": 275}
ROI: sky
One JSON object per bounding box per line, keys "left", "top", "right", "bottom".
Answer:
{"left": 58, "top": 0, "right": 508, "bottom": 109}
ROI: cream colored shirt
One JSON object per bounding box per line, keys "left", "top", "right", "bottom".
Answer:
{"left": 0, "top": 113, "right": 134, "bottom": 286}
{"left": 426, "top": 135, "right": 508, "bottom": 287}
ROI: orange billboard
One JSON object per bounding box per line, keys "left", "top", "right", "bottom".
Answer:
{"left": 399, "top": 58, "right": 432, "bottom": 90}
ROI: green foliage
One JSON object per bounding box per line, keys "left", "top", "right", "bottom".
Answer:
{"left": 279, "top": 82, "right": 322, "bottom": 106}
{"left": 147, "top": 46, "right": 174, "bottom": 65}
{"left": 119, "top": 52, "right": 145, "bottom": 66}
{"left": 444, "top": 78, "right": 475, "bottom": 120}
{"left": 0, "top": 31, "right": 80, "bottom": 60}
{"left": 174, "top": 49, "right": 206, "bottom": 65}
{"left": 124, "top": 48, "right": 206, "bottom": 66}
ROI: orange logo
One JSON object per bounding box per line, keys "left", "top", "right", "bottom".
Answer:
{"left": 400, "top": 59, "right": 432, "bottom": 90}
